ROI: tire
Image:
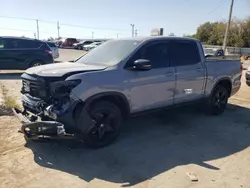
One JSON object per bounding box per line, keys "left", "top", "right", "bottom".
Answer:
{"left": 246, "top": 82, "right": 250, "bottom": 87}
{"left": 29, "top": 61, "right": 43, "bottom": 68}
{"left": 208, "top": 85, "right": 229, "bottom": 115}
{"left": 77, "top": 101, "right": 122, "bottom": 148}
{"left": 77, "top": 45, "right": 82, "bottom": 50}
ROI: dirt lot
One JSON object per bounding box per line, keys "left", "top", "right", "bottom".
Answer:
{"left": 0, "top": 52, "right": 250, "bottom": 187}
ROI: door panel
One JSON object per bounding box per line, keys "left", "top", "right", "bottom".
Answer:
{"left": 174, "top": 63, "right": 205, "bottom": 104}
{"left": 169, "top": 40, "right": 206, "bottom": 104}
{"left": 125, "top": 67, "right": 175, "bottom": 113}
{"left": 124, "top": 40, "right": 176, "bottom": 113}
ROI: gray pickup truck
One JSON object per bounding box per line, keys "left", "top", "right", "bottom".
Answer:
{"left": 14, "top": 37, "right": 242, "bottom": 148}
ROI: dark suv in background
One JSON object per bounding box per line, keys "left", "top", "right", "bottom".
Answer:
{"left": 0, "top": 37, "right": 54, "bottom": 70}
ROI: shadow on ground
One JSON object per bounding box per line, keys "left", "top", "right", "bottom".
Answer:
{"left": 25, "top": 104, "right": 250, "bottom": 187}
{"left": 0, "top": 73, "right": 22, "bottom": 80}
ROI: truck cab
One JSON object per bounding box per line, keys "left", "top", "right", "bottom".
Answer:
{"left": 14, "top": 37, "right": 242, "bottom": 148}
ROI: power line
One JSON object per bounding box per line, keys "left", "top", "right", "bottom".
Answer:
{"left": 0, "top": 15, "right": 128, "bottom": 31}
{"left": 0, "top": 15, "right": 35, "bottom": 21}
{"left": 0, "top": 27, "right": 34, "bottom": 32}
{"left": 60, "top": 23, "right": 128, "bottom": 31}
{"left": 207, "top": 0, "right": 228, "bottom": 15}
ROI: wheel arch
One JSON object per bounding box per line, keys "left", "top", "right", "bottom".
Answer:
{"left": 28, "top": 59, "right": 45, "bottom": 68}
{"left": 73, "top": 92, "right": 130, "bottom": 120}
{"left": 211, "top": 78, "right": 232, "bottom": 96}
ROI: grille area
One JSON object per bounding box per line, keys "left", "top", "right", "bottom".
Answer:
{"left": 22, "top": 77, "right": 47, "bottom": 99}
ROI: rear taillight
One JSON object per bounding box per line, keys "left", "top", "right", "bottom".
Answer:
{"left": 45, "top": 50, "right": 52, "bottom": 55}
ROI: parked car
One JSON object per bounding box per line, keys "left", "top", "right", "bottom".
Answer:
{"left": 47, "top": 41, "right": 59, "bottom": 59}
{"left": 73, "top": 40, "right": 96, "bottom": 50}
{"left": 204, "top": 48, "right": 224, "bottom": 57}
{"left": 57, "top": 38, "right": 78, "bottom": 48}
{"left": 242, "top": 54, "right": 250, "bottom": 61}
{"left": 83, "top": 41, "right": 102, "bottom": 51}
{"left": 0, "top": 36, "right": 53, "bottom": 70}
{"left": 14, "top": 37, "right": 242, "bottom": 148}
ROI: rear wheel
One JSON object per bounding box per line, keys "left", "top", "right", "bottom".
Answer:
{"left": 208, "top": 85, "right": 229, "bottom": 115}
{"left": 77, "top": 45, "right": 82, "bottom": 50}
{"left": 77, "top": 101, "right": 122, "bottom": 148}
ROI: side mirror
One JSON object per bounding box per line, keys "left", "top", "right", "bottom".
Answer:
{"left": 133, "top": 59, "right": 151, "bottom": 71}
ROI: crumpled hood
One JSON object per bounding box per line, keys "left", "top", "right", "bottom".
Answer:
{"left": 26, "top": 62, "right": 106, "bottom": 77}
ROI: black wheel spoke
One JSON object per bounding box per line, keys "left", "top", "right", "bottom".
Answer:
{"left": 89, "top": 112, "right": 116, "bottom": 141}
{"left": 210, "top": 86, "right": 229, "bottom": 115}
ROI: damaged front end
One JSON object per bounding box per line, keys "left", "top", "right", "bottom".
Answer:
{"left": 13, "top": 74, "right": 83, "bottom": 140}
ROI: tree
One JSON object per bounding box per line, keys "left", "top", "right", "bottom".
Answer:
{"left": 187, "top": 18, "right": 250, "bottom": 48}
{"left": 196, "top": 22, "right": 214, "bottom": 44}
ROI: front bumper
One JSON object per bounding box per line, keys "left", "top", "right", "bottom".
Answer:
{"left": 14, "top": 93, "right": 78, "bottom": 140}
{"left": 14, "top": 93, "right": 94, "bottom": 141}
{"left": 12, "top": 108, "right": 75, "bottom": 140}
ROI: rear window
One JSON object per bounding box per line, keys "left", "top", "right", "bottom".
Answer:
{"left": 47, "top": 42, "right": 56, "bottom": 47}
{"left": 169, "top": 40, "right": 201, "bottom": 66}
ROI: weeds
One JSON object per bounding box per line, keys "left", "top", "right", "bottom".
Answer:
{"left": 0, "top": 84, "right": 20, "bottom": 110}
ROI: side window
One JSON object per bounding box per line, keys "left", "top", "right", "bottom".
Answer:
{"left": 0, "top": 39, "right": 5, "bottom": 49}
{"left": 5, "top": 39, "right": 21, "bottom": 49}
{"left": 169, "top": 41, "right": 201, "bottom": 67}
{"left": 5, "top": 39, "right": 38, "bottom": 49}
{"left": 129, "top": 42, "right": 169, "bottom": 69}
{"left": 18, "top": 40, "right": 38, "bottom": 48}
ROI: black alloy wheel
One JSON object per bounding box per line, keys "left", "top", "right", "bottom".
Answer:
{"left": 79, "top": 101, "right": 122, "bottom": 148}
{"left": 209, "top": 85, "right": 229, "bottom": 115}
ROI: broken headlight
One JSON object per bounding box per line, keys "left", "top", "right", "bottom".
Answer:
{"left": 50, "top": 80, "right": 81, "bottom": 97}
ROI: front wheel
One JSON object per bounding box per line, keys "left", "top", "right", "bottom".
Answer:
{"left": 29, "top": 61, "right": 43, "bottom": 68}
{"left": 208, "top": 85, "right": 229, "bottom": 115}
{"left": 77, "top": 101, "right": 122, "bottom": 148}
{"left": 77, "top": 45, "right": 82, "bottom": 50}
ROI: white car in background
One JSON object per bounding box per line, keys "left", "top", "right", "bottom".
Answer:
{"left": 83, "top": 42, "right": 102, "bottom": 51}
{"left": 47, "top": 42, "right": 59, "bottom": 59}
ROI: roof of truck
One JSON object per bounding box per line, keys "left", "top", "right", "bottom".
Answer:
{"left": 115, "top": 36, "right": 200, "bottom": 42}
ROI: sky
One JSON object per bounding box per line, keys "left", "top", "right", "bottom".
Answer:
{"left": 1, "top": 0, "right": 249, "bottom": 40}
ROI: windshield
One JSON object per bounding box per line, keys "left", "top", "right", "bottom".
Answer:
{"left": 76, "top": 39, "right": 141, "bottom": 66}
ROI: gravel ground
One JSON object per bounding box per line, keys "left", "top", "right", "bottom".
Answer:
{"left": 0, "top": 51, "right": 250, "bottom": 188}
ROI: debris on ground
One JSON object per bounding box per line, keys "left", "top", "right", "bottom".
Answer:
{"left": 186, "top": 172, "right": 199, "bottom": 182}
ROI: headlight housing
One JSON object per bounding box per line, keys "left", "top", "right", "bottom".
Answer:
{"left": 50, "top": 80, "right": 81, "bottom": 97}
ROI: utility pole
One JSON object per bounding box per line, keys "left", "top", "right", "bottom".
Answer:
{"left": 36, "top": 20, "right": 39, "bottom": 39}
{"left": 117, "top": 33, "right": 119, "bottom": 38}
{"left": 135, "top": 29, "right": 138, "bottom": 37}
{"left": 92, "top": 32, "right": 94, "bottom": 39}
{"left": 222, "top": 0, "right": 234, "bottom": 52}
{"left": 130, "top": 24, "right": 135, "bottom": 37}
{"left": 34, "top": 33, "right": 36, "bottom": 39}
{"left": 57, "top": 21, "right": 60, "bottom": 39}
